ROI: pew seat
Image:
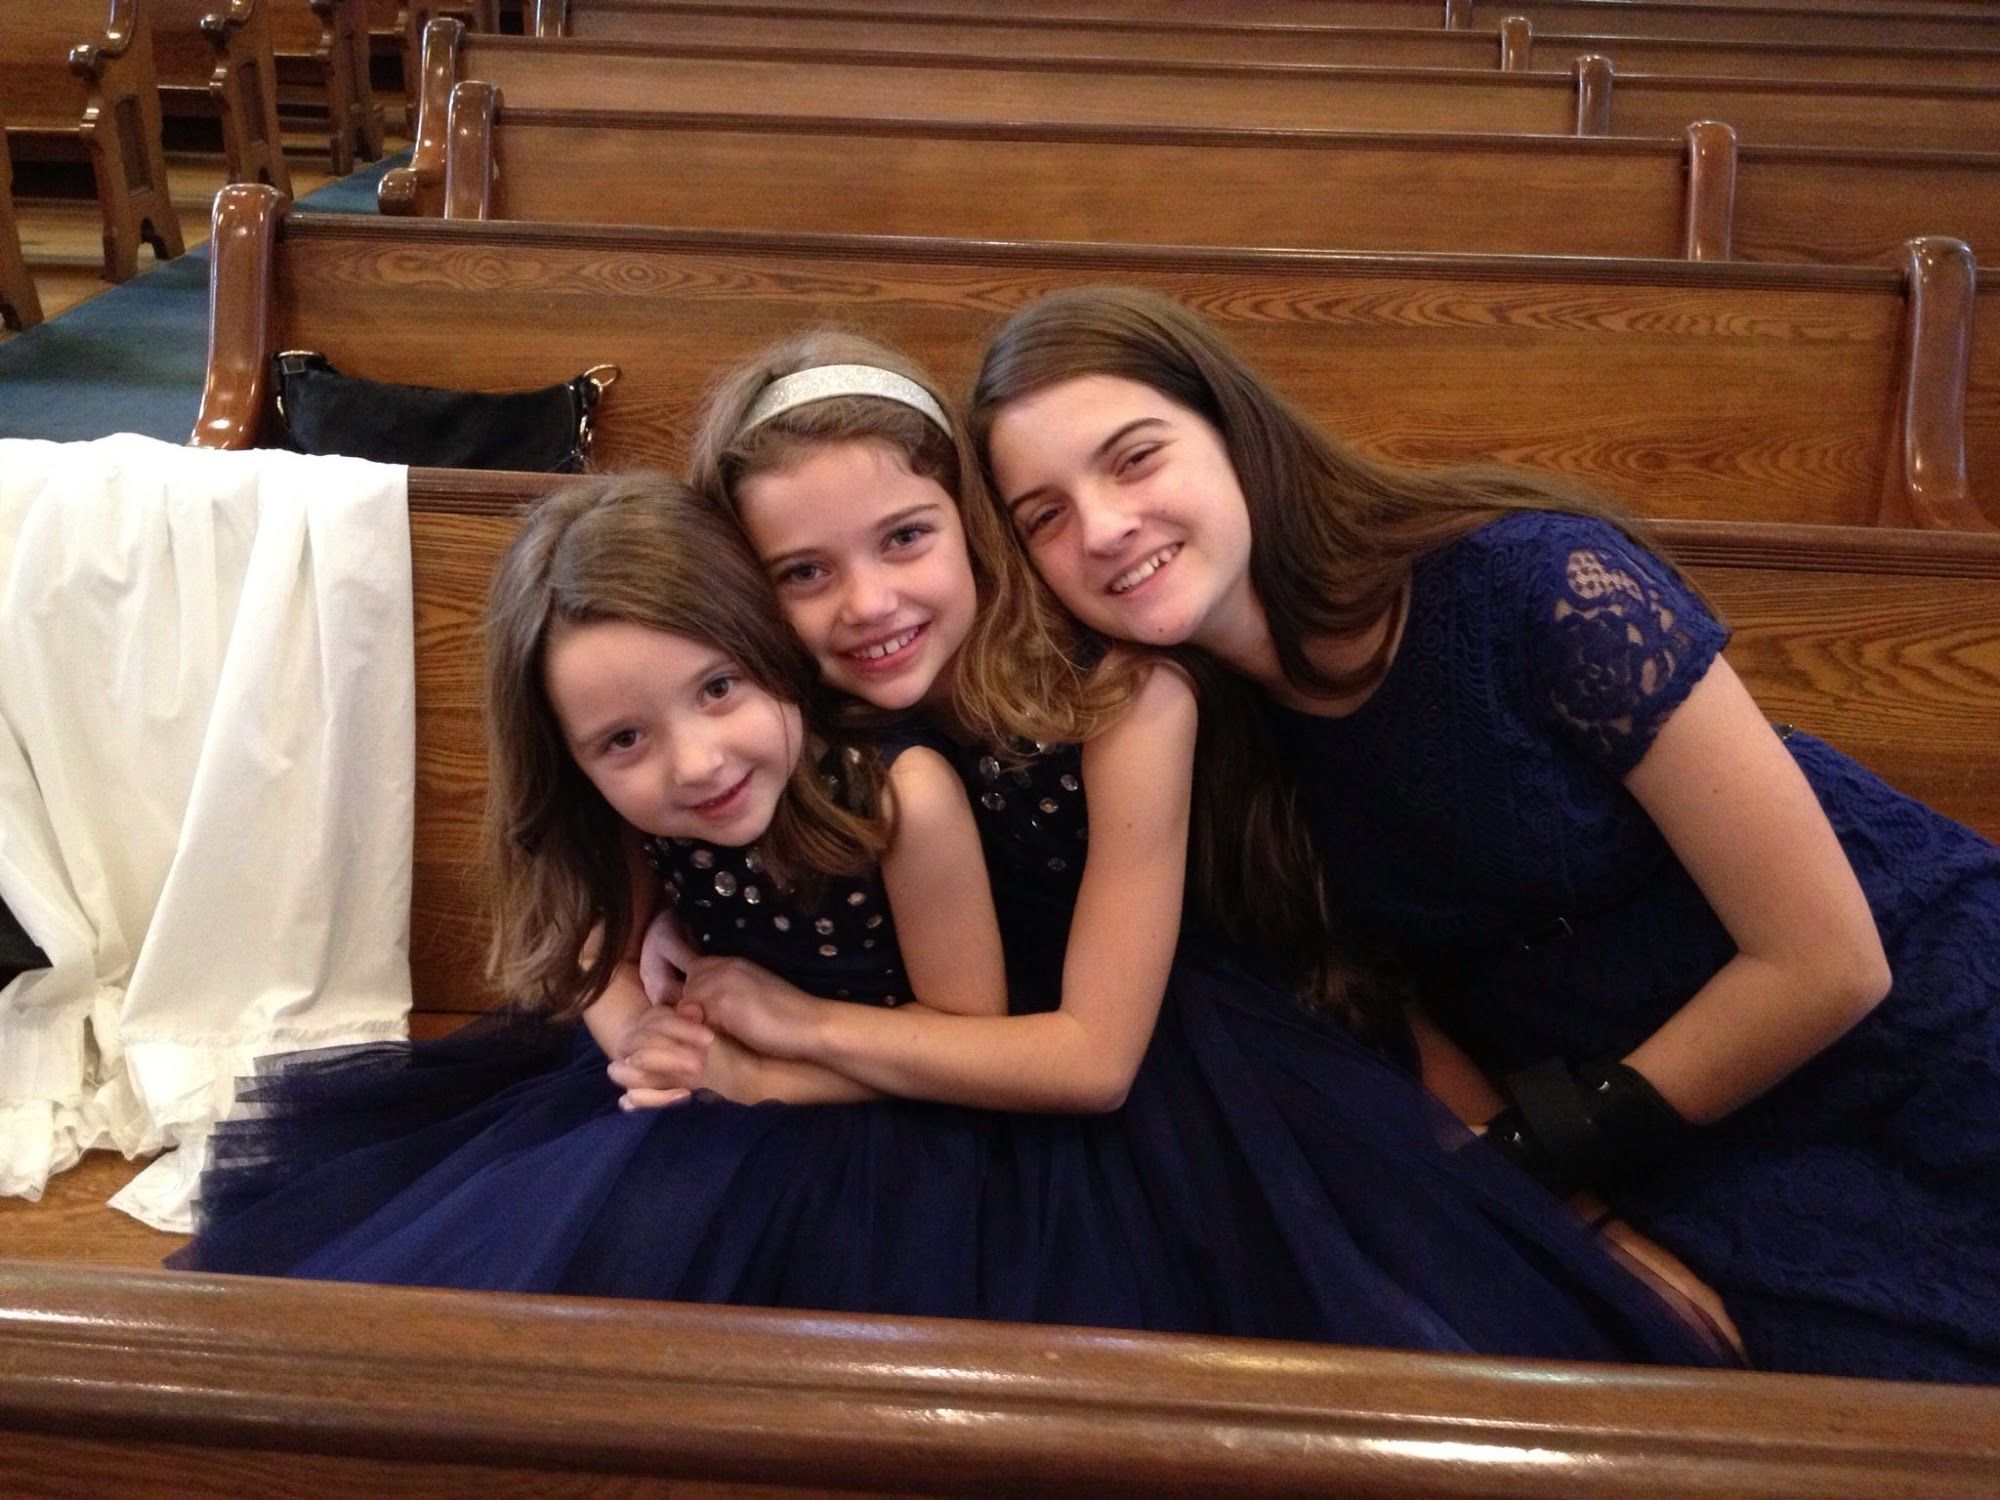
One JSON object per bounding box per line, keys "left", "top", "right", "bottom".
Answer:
{"left": 153, "top": 0, "right": 293, "bottom": 196}
{"left": 0, "top": 473, "right": 1996, "bottom": 1495}
{"left": 0, "top": 0, "right": 185, "bottom": 282}
{"left": 267, "top": 0, "right": 384, "bottom": 174}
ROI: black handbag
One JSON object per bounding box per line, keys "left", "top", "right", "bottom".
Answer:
{"left": 0, "top": 895, "right": 46, "bottom": 983}
{"left": 271, "top": 352, "right": 619, "bottom": 472}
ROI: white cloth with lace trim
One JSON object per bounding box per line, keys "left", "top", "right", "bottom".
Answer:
{"left": 0, "top": 435, "right": 414, "bottom": 1230}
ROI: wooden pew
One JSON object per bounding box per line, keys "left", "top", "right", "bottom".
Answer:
{"left": 6, "top": 1245, "right": 1999, "bottom": 1493}
{"left": 535, "top": 0, "right": 2000, "bottom": 90}
{"left": 195, "top": 189, "right": 1994, "bottom": 535}
{"left": 268, "top": 0, "right": 384, "bottom": 173}
{"left": 4, "top": 478, "right": 1998, "bottom": 1497}
{"left": 0, "top": 0, "right": 185, "bottom": 283}
{"left": 433, "top": 93, "right": 2000, "bottom": 270}
{"left": 370, "top": 0, "right": 498, "bottom": 126}
{"left": 386, "top": 24, "right": 2000, "bottom": 214}
{"left": 628, "top": 0, "right": 2000, "bottom": 50}
{"left": 0, "top": 109, "right": 43, "bottom": 332}
{"left": 154, "top": 0, "right": 295, "bottom": 196}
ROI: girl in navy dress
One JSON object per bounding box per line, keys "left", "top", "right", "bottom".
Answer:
{"left": 961, "top": 286, "right": 2000, "bottom": 1383}
{"left": 171, "top": 397, "right": 1716, "bottom": 1365}
{"left": 600, "top": 332, "right": 1729, "bottom": 1361}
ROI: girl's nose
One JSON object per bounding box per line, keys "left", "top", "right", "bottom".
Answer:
{"left": 1075, "top": 491, "right": 1141, "bottom": 557}
{"left": 669, "top": 727, "right": 727, "bottom": 789}
{"left": 838, "top": 565, "right": 898, "bottom": 623}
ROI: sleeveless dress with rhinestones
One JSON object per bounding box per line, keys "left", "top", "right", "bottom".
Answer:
{"left": 1273, "top": 511, "right": 2000, "bottom": 1382}
{"left": 170, "top": 731, "right": 1722, "bottom": 1367}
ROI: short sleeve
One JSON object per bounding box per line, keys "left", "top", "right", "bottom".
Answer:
{"left": 1518, "top": 517, "right": 1731, "bottom": 778}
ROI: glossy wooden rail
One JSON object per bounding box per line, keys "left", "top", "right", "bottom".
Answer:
{"left": 196, "top": 188, "right": 1992, "bottom": 531}
{"left": 538, "top": 0, "right": 2000, "bottom": 88}
{"left": 153, "top": 0, "right": 294, "bottom": 195}
{"left": 437, "top": 92, "right": 2000, "bottom": 268}
{"left": 387, "top": 22, "right": 2000, "bottom": 215}
{"left": 648, "top": 0, "right": 2000, "bottom": 49}
{"left": 1, "top": 1258, "right": 1997, "bottom": 1496}
{"left": 0, "top": 0, "right": 185, "bottom": 281}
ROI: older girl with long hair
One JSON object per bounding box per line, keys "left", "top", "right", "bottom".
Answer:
{"left": 962, "top": 286, "right": 2000, "bottom": 1383}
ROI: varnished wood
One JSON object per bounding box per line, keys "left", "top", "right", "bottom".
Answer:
{"left": 393, "top": 30, "right": 2000, "bottom": 217}
{"left": 547, "top": 1, "right": 2000, "bottom": 88}
{"left": 266, "top": 0, "right": 383, "bottom": 172}
{"left": 1683, "top": 120, "right": 1739, "bottom": 259}
{"left": 2, "top": 1258, "right": 1997, "bottom": 1496}
{"left": 153, "top": 0, "right": 295, "bottom": 195}
{"left": 441, "top": 103, "right": 2000, "bottom": 269}
{"left": 0, "top": 109, "right": 43, "bottom": 330}
{"left": 1881, "top": 237, "right": 1987, "bottom": 528}
{"left": 0, "top": 0, "right": 185, "bottom": 281}
{"left": 626, "top": 0, "right": 2000, "bottom": 50}
{"left": 193, "top": 194, "right": 1994, "bottom": 534}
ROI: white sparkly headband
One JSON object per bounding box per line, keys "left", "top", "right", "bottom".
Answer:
{"left": 738, "top": 363, "right": 951, "bottom": 437}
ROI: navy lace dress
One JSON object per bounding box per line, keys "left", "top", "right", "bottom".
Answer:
{"left": 1274, "top": 511, "right": 2000, "bottom": 1382}
{"left": 172, "top": 737, "right": 1722, "bottom": 1366}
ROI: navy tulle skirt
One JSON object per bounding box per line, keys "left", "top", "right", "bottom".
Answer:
{"left": 172, "top": 957, "right": 1727, "bottom": 1367}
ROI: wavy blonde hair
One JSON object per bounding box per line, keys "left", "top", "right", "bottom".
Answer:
{"left": 688, "top": 329, "right": 1138, "bottom": 746}
{"left": 483, "top": 475, "right": 888, "bottom": 1020}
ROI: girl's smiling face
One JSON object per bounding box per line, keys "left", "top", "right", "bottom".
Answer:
{"left": 985, "top": 374, "right": 1256, "bottom": 654}
{"left": 544, "top": 619, "right": 803, "bottom": 845}
{"left": 736, "top": 438, "right": 978, "bottom": 713}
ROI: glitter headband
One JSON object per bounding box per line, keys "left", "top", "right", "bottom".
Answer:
{"left": 738, "top": 363, "right": 951, "bottom": 437}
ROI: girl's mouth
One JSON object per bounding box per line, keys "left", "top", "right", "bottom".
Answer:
{"left": 842, "top": 622, "right": 927, "bottom": 674}
{"left": 1109, "top": 544, "right": 1182, "bottom": 597}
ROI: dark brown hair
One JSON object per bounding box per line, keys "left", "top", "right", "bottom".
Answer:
{"left": 968, "top": 287, "right": 1661, "bottom": 1039}
{"left": 483, "top": 474, "right": 887, "bottom": 1019}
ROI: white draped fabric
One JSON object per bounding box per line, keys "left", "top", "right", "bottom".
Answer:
{"left": 0, "top": 435, "right": 415, "bottom": 1231}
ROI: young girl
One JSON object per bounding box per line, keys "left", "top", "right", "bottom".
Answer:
{"left": 961, "top": 285, "right": 2000, "bottom": 1383}
{"left": 605, "top": 331, "right": 1733, "bottom": 1362}
{"left": 170, "top": 470, "right": 1714, "bottom": 1361}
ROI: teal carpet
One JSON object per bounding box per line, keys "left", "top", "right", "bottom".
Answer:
{"left": 0, "top": 150, "right": 409, "bottom": 443}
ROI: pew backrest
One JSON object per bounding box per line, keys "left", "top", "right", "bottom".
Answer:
{"left": 540, "top": 0, "right": 2000, "bottom": 90}
{"left": 436, "top": 92, "right": 2000, "bottom": 271}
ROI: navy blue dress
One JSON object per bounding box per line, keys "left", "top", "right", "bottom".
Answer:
{"left": 171, "top": 737, "right": 1723, "bottom": 1366}
{"left": 1275, "top": 511, "right": 2000, "bottom": 1382}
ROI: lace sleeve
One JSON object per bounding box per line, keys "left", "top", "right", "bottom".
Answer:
{"left": 1523, "top": 519, "right": 1730, "bottom": 778}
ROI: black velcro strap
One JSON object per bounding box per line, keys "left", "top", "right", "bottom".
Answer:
{"left": 1505, "top": 1057, "right": 1601, "bottom": 1187}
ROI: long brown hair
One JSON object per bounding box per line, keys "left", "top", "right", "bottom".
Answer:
{"left": 688, "top": 329, "right": 1138, "bottom": 746}
{"left": 483, "top": 474, "right": 888, "bottom": 1020}
{"left": 967, "top": 287, "right": 1660, "bottom": 1039}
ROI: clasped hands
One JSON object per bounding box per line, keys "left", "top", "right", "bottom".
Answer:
{"left": 607, "top": 909, "right": 813, "bottom": 1109}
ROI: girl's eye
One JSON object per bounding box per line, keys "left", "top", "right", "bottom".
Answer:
{"left": 602, "top": 728, "right": 640, "bottom": 755}
{"left": 776, "top": 562, "right": 824, "bottom": 588}
{"left": 1021, "top": 502, "right": 1064, "bottom": 538}
{"left": 1114, "top": 443, "right": 1162, "bottom": 476}
{"left": 700, "top": 673, "right": 738, "bottom": 703}
{"left": 885, "top": 522, "right": 932, "bottom": 550}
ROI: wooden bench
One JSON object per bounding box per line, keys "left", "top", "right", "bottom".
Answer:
{"left": 2, "top": 475, "right": 1998, "bottom": 1496}
{"left": 0, "top": 0, "right": 185, "bottom": 283}
{"left": 195, "top": 185, "right": 1992, "bottom": 532}
{"left": 268, "top": 0, "right": 384, "bottom": 173}
{"left": 652, "top": 0, "right": 2000, "bottom": 50}
{"left": 0, "top": 110, "right": 42, "bottom": 332}
{"left": 534, "top": 0, "right": 2000, "bottom": 90}
{"left": 432, "top": 93, "right": 2000, "bottom": 269}
{"left": 386, "top": 25, "right": 2000, "bottom": 215}
{"left": 153, "top": 0, "right": 294, "bottom": 196}
{"left": 369, "top": 0, "right": 497, "bottom": 126}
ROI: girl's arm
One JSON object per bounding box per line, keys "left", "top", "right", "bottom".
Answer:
{"left": 580, "top": 830, "right": 666, "bottom": 1065}
{"left": 688, "top": 665, "right": 1197, "bottom": 1112}
{"left": 1615, "top": 658, "right": 1890, "bottom": 1125}
{"left": 612, "top": 744, "right": 1009, "bottom": 1107}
